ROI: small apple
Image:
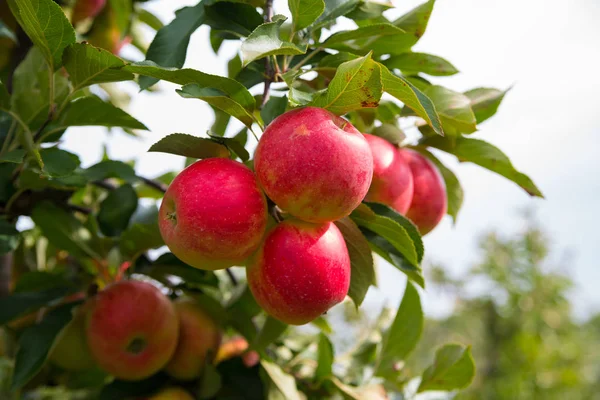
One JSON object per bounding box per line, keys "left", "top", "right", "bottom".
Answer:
{"left": 159, "top": 158, "right": 268, "bottom": 270}
{"left": 145, "top": 387, "right": 194, "bottom": 400}
{"left": 363, "top": 133, "right": 414, "bottom": 214}
{"left": 254, "top": 107, "right": 373, "bottom": 223}
{"left": 165, "top": 298, "right": 221, "bottom": 381}
{"left": 247, "top": 219, "right": 351, "bottom": 325}
{"left": 400, "top": 149, "right": 447, "bottom": 234}
{"left": 49, "top": 304, "right": 95, "bottom": 371}
{"left": 85, "top": 280, "right": 179, "bottom": 381}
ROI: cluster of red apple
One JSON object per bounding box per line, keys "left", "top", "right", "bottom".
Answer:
{"left": 48, "top": 280, "right": 256, "bottom": 392}
{"left": 159, "top": 107, "right": 447, "bottom": 325}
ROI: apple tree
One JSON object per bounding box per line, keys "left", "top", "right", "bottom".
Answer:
{"left": 0, "top": 0, "right": 543, "bottom": 398}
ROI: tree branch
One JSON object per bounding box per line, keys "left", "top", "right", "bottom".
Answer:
{"left": 261, "top": 0, "right": 275, "bottom": 108}
{"left": 137, "top": 175, "right": 168, "bottom": 193}
{"left": 0, "top": 253, "right": 12, "bottom": 298}
{"left": 226, "top": 268, "right": 239, "bottom": 287}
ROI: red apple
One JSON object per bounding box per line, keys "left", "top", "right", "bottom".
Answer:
{"left": 254, "top": 107, "right": 373, "bottom": 223}
{"left": 165, "top": 298, "right": 221, "bottom": 380}
{"left": 49, "top": 304, "right": 95, "bottom": 371}
{"left": 85, "top": 280, "right": 179, "bottom": 381}
{"left": 71, "top": 0, "right": 106, "bottom": 25}
{"left": 400, "top": 149, "right": 447, "bottom": 235}
{"left": 247, "top": 220, "right": 351, "bottom": 325}
{"left": 159, "top": 158, "right": 268, "bottom": 270}
{"left": 146, "top": 387, "right": 194, "bottom": 400}
{"left": 214, "top": 336, "right": 259, "bottom": 367}
{"left": 363, "top": 133, "right": 414, "bottom": 214}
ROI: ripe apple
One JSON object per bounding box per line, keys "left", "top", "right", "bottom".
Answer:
{"left": 400, "top": 149, "right": 447, "bottom": 234}
{"left": 85, "top": 280, "right": 179, "bottom": 381}
{"left": 71, "top": 0, "right": 106, "bottom": 25}
{"left": 363, "top": 133, "right": 414, "bottom": 214}
{"left": 165, "top": 298, "right": 221, "bottom": 380}
{"left": 247, "top": 220, "right": 351, "bottom": 325}
{"left": 254, "top": 107, "right": 373, "bottom": 223}
{"left": 159, "top": 158, "right": 268, "bottom": 270}
{"left": 146, "top": 387, "right": 194, "bottom": 400}
{"left": 49, "top": 304, "right": 95, "bottom": 371}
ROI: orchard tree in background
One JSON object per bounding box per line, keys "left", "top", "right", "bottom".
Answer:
{"left": 0, "top": 0, "right": 543, "bottom": 398}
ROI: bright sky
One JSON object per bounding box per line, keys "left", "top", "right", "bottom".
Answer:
{"left": 59, "top": 0, "right": 600, "bottom": 320}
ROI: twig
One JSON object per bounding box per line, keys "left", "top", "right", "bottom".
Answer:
{"left": 33, "top": 105, "right": 56, "bottom": 142}
{"left": 92, "top": 180, "right": 117, "bottom": 191}
{"left": 68, "top": 204, "right": 92, "bottom": 214}
{"left": 226, "top": 268, "right": 239, "bottom": 287}
{"left": 261, "top": 0, "right": 275, "bottom": 108}
{"left": 137, "top": 175, "right": 168, "bottom": 193}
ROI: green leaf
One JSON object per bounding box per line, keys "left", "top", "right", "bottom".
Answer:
{"left": 366, "top": 232, "right": 424, "bottom": 288}
{"left": 99, "top": 375, "right": 169, "bottom": 400}
{"left": 417, "top": 344, "right": 475, "bottom": 392}
{"left": 316, "top": 0, "right": 360, "bottom": 26}
{"left": 81, "top": 160, "right": 137, "bottom": 183}
{"left": 385, "top": 52, "right": 458, "bottom": 76}
{"left": 207, "top": 134, "right": 250, "bottom": 162}
{"left": 198, "top": 363, "right": 222, "bottom": 399}
{"left": 311, "top": 53, "right": 382, "bottom": 114}
{"left": 40, "top": 147, "right": 80, "bottom": 177}
{"left": 7, "top": 0, "right": 76, "bottom": 69}
{"left": 253, "top": 316, "right": 288, "bottom": 353}
{"left": 260, "top": 360, "right": 302, "bottom": 400}
{"left": 351, "top": 203, "right": 419, "bottom": 268}
{"left": 11, "top": 303, "right": 77, "bottom": 390}
{"left": 177, "top": 85, "right": 257, "bottom": 128}
{"left": 0, "top": 19, "right": 17, "bottom": 43}
{"left": 425, "top": 85, "right": 476, "bottom": 134}
{"left": 420, "top": 149, "right": 463, "bottom": 223}
{"left": 13, "top": 271, "right": 71, "bottom": 293}
{"left": 210, "top": 107, "right": 231, "bottom": 137}
{"left": 0, "top": 287, "right": 74, "bottom": 326}
{"left": 30, "top": 202, "right": 98, "bottom": 259}
{"left": 58, "top": 96, "right": 148, "bottom": 130}
{"left": 241, "top": 16, "right": 307, "bottom": 67}
{"left": 137, "top": 9, "right": 164, "bottom": 31}
{"left": 289, "top": 0, "right": 325, "bottom": 31}
{"left": 148, "top": 133, "right": 230, "bottom": 159}
{"left": 422, "top": 136, "right": 543, "bottom": 197}
{"left": 316, "top": 334, "right": 334, "bottom": 382}
{"left": 125, "top": 61, "right": 256, "bottom": 111}
{"left": 464, "top": 87, "right": 509, "bottom": 124}
{"left": 205, "top": 2, "right": 263, "bottom": 37}
{"left": 311, "top": 316, "right": 333, "bottom": 334}
{"left": 365, "top": 202, "right": 423, "bottom": 263}
{"left": 139, "top": 1, "right": 206, "bottom": 89}
{"left": 0, "top": 217, "right": 19, "bottom": 255}
{"left": 120, "top": 221, "right": 163, "bottom": 259}
{"left": 393, "top": 0, "right": 434, "bottom": 44}
{"left": 97, "top": 184, "right": 138, "bottom": 237}
{"left": 261, "top": 95, "right": 288, "bottom": 126}
{"left": 376, "top": 281, "right": 423, "bottom": 377}
{"left": 334, "top": 217, "right": 374, "bottom": 307}
{"left": 107, "top": 0, "right": 131, "bottom": 34}
{"left": 62, "top": 43, "right": 134, "bottom": 90}
{"left": 379, "top": 65, "right": 443, "bottom": 135}
{"left": 329, "top": 378, "right": 362, "bottom": 400}
{"left": 0, "top": 149, "right": 26, "bottom": 164}
{"left": 10, "top": 47, "right": 70, "bottom": 129}
{"left": 372, "top": 123, "right": 405, "bottom": 145}
{"left": 321, "top": 23, "right": 406, "bottom": 52}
